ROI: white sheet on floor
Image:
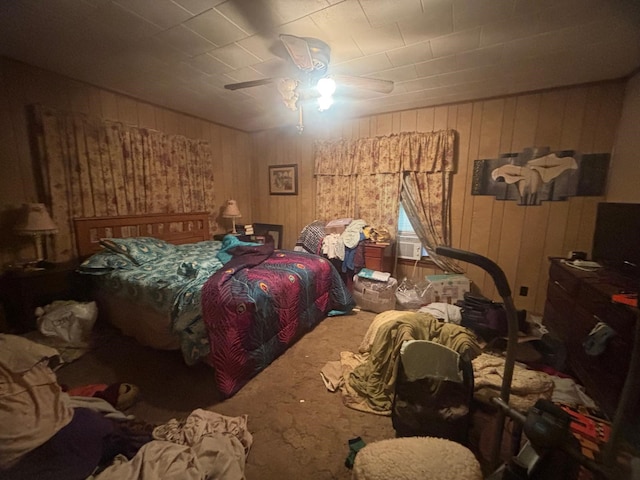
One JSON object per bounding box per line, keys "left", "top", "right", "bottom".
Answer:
{"left": 95, "top": 409, "right": 252, "bottom": 480}
{"left": 93, "top": 436, "right": 246, "bottom": 480}
{"left": 152, "top": 408, "right": 253, "bottom": 455}
{"left": 551, "top": 376, "right": 597, "bottom": 409}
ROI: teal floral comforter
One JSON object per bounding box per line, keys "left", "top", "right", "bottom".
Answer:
{"left": 79, "top": 236, "right": 259, "bottom": 365}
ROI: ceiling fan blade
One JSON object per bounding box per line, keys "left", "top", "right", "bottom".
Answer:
{"left": 333, "top": 74, "right": 394, "bottom": 94}
{"left": 280, "top": 34, "right": 314, "bottom": 72}
{"left": 224, "top": 78, "right": 275, "bottom": 90}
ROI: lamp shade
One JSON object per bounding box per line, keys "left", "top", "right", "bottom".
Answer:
{"left": 14, "top": 203, "right": 58, "bottom": 234}
{"left": 222, "top": 200, "right": 241, "bottom": 218}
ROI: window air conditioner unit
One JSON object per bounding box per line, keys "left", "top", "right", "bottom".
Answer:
{"left": 397, "top": 235, "right": 422, "bottom": 260}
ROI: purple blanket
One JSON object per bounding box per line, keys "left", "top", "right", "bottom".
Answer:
{"left": 201, "top": 244, "right": 354, "bottom": 397}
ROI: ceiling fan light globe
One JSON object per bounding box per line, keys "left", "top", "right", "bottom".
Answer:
{"left": 316, "top": 77, "right": 336, "bottom": 97}
{"left": 318, "top": 95, "right": 333, "bottom": 111}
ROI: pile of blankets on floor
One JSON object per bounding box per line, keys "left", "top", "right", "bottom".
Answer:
{"left": 321, "top": 310, "right": 482, "bottom": 415}
{"left": 321, "top": 310, "right": 559, "bottom": 416}
{"left": 0, "top": 334, "right": 252, "bottom": 480}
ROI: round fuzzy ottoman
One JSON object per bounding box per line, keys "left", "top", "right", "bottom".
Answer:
{"left": 352, "top": 437, "right": 482, "bottom": 480}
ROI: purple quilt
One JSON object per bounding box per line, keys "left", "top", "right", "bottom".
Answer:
{"left": 201, "top": 243, "right": 355, "bottom": 397}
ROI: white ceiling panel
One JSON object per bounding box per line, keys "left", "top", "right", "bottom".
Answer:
{"left": 352, "top": 23, "right": 405, "bottom": 56}
{"left": 429, "top": 28, "right": 482, "bottom": 58}
{"left": 358, "top": 0, "right": 423, "bottom": 27}
{"left": 155, "top": 25, "right": 217, "bottom": 57}
{"left": 0, "top": 0, "right": 638, "bottom": 132}
{"left": 386, "top": 42, "right": 433, "bottom": 68}
{"left": 114, "top": 0, "right": 193, "bottom": 29}
{"left": 210, "top": 43, "right": 262, "bottom": 69}
{"left": 184, "top": 8, "right": 248, "bottom": 46}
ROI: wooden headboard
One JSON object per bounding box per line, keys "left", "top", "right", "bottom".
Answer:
{"left": 74, "top": 212, "right": 210, "bottom": 258}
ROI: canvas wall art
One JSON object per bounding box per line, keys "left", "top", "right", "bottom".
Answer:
{"left": 471, "top": 147, "right": 609, "bottom": 205}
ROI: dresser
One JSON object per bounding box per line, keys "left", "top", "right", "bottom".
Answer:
{"left": 543, "top": 259, "right": 638, "bottom": 418}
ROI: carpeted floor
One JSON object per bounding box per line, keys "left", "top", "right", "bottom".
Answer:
{"left": 55, "top": 309, "right": 399, "bottom": 480}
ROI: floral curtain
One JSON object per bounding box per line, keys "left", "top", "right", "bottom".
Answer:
{"left": 33, "top": 105, "right": 216, "bottom": 261}
{"left": 313, "top": 130, "right": 459, "bottom": 270}
{"left": 401, "top": 173, "right": 460, "bottom": 272}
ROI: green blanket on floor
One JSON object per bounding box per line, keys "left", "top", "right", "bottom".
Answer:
{"left": 348, "top": 311, "right": 481, "bottom": 413}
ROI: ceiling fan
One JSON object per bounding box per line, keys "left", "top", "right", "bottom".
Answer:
{"left": 223, "top": 34, "right": 394, "bottom": 116}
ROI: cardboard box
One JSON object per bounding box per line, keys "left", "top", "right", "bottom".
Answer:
{"left": 425, "top": 274, "right": 470, "bottom": 305}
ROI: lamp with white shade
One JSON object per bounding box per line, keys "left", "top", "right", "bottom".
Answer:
{"left": 14, "top": 203, "right": 58, "bottom": 264}
{"left": 222, "top": 199, "right": 242, "bottom": 234}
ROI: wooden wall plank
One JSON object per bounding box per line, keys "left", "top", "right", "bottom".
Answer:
{"left": 450, "top": 102, "right": 473, "bottom": 251}
{"left": 468, "top": 99, "right": 502, "bottom": 293}
{"left": 528, "top": 90, "right": 569, "bottom": 311}
{"left": 417, "top": 108, "right": 435, "bottom": 132}
{"left": 400, "top": 110, "right": 417, "bottom": 132}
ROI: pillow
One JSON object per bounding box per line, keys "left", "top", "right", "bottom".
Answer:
{"left": 99, "top": 237, "right": 175, "bottom": 265}
{"left": 78, "top": 250, "right": 137, "bottom": 274}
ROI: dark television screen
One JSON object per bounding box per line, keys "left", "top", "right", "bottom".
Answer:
{"left": 591, "top": 202, "right": 640, "bottom": 278}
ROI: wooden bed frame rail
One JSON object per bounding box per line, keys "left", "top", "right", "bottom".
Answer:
{"left": 74, "top": 212, "right": 210, "bottom": 258}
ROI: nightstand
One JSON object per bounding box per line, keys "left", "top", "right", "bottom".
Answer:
{"left": 213, "top": 233, "right": 252, "bottom": 242}
{"left": 0, "top": 261, "right": 85, "bottom": 333}
{"left": 364, "top": 242, "right": 394, "bottom": 273}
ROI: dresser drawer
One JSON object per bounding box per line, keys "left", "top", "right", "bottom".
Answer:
{"left": 542, "top": 299, "right": 570, "bottom": 340}
{"left": 364, "top": 243, "right": 393, "bottom": 273}
{"left": 605, "top": 303, "right": 636, "bottom": 339}
{"left": 575, "top": 282, "right": 611, "bottom": 321}
{"left": 548, "top": 261, "right": 581, "bottom": 297}
{"left": 546, "top": 277, "right": 576, "bottom": 313}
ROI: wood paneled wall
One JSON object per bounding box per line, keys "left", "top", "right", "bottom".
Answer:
{"left": 250, "top": 81, "right": 627, "bottom": 314}
{"left": 0, "top": 55, "right": 629, "bottom": 316}
{"left": 0, "top": 57, "right": 252, "bottom": 267}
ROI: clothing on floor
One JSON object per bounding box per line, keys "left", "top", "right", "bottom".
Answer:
{"left": 2, "top": 407, "right": 144, "bottom": 480}
{"left": 67, "top": 382, "right": 140, "bottom": 410}
{"left": 0, "top": 334, "right": 73, "bottom": 470}
{"left": 472, "top": 353, "right": 554, "bottom": 413}
{"left": 345, "top": 437, "right": 366, "bottom": 469}
{"left": 95, "top": 408, "right": 253, "bottom": 480}
{"left": 582, "top": 321, "right": 616, "bottom": 356}
{"left": 418, "top": 302, "right": 463, "bottom": 324}
{"left": 93, "top": 435, "right": 246, "bottom": 480}
{"left": 152, "top": 408, "right": 253, "bottom": 456}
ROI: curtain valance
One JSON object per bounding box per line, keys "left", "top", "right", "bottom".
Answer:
{"left": 314, "top": 130, "right": 456, "bottom": 176}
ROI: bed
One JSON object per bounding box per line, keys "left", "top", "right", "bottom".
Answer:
{"left": 74, "top": 213, "right": 355, "bottom": 397}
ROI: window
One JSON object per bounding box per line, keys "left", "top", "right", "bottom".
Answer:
{"left": 398, "top": 203, "right": 429, "bottom": 258}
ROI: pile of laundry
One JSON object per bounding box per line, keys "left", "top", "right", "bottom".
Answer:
{"left": 0, "top": 334, "right": 252, "bottom": 480}
{"left": 320, "top": 310, "right": 482, "bottom": 415}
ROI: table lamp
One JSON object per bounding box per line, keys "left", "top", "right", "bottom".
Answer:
{"left": 222, "top": 199, "right": 241, "bottom": 234}
{"left": 14, "top": 203, "right": 58, "bottom": 265}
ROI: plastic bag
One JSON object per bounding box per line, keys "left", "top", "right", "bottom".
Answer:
{"left": 35, "top": 300, "right": 98, "bottom": 347}
{"left": 353, "top": 275, "right": 397, "bottom": 313}
{"left": 395, "top": 277, "right": 430, "bottom": 310}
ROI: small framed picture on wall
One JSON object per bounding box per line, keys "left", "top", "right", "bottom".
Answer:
{"left": 268, "top": 164, "right": 298, "bottom": 195}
